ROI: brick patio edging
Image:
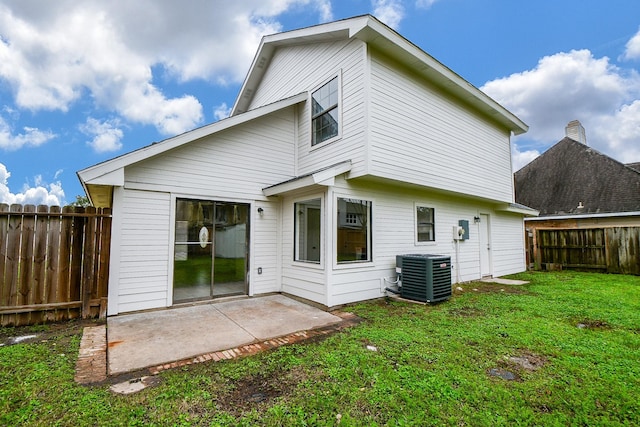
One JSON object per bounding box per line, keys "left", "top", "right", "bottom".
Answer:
{"left": 74, "top": 324, "right": 108, "bottom": 384}
{"left": 148, "top": 311, "right": 360, "bottom": 374}
{"left": 75, "top": 311, "right": 360, "bottom": 384}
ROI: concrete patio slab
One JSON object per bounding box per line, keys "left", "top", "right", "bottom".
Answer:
{"left": 216, "top": 295, "right": 340, "bottom": 340}
{"left": 106, "top": 295, "right": 342, "bottom": 375}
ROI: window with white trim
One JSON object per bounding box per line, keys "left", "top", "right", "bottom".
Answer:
{"left": 337, "top": 198, "right": 371, "bottom": 263}
{"left": 416, "top": 205, "right": 435, "bottom": 242}
{"left": 294, "top": 199, "right": 321, "bottom": 263}
{"left": 311, "top": 77, "right": 339, "bottom": 146}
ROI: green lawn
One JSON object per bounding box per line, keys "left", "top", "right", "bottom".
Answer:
{"left": 174, "top": 257, "right": 245, "bottom": 287}
{"left": 1, "top": 271, "right": 639, "bottom": 426}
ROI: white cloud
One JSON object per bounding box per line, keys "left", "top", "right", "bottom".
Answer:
{"left": 80, "top": 117, "right": 124, "bottom": 153}
{"left": 0, "top": 163, "right": 65, "bottom": 206}
{"left": 416, "top": 0, "right": 440, "bottom": 9}
{"left": 482, "top": 49, "right": 640, "bottom": 165}
{"left": 0, "top": 1, "right": 333, "bottom": 137}
{"left": 0, "top": 115, "right": 55, "bottom": 150}
{"left": 213, "top": 103, "right": 232, "bottom": 121}
{"left": 372, "top": 0, "right": 405, "bottom": 29}
{"left": 590, "top": 100, "right": 640, "bottom": 163}
{"left": 511, "top": 144, "right": 540, "bottom": 172}
{"left": 622, "top": 28, "right": 640, "bottom": 61}
{"left": 315, "top": 0, "right": 334, "bottom": 22}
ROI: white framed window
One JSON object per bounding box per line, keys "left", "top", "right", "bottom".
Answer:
{"left": 416, "top": 205, "right": 435, "bottom": 243}
{"left": 337, "top": 197, "right": 372, "bottom": 263}
{"left": 294, "top": 198, "right": 322, "bottom": 263}
{"left": 311, "top": 76, "right": 340, "bottom": 146}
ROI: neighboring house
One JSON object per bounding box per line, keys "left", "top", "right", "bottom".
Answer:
{"left": 515, "top": 120, "right": 640, "bottom": 272}
{"left": 78, "top": 15, "right": 535, "bottom": 315}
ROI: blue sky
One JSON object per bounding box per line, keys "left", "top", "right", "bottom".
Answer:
{"left": 1, "top": 0, "right": 639, "bottom": 206}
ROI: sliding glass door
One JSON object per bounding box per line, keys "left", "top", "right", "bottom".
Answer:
{"left": 173, "top": 199, "right": 248, "bottom": 303}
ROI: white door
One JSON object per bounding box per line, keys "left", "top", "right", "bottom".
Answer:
{"left": 479, "top": 213, "right": 492, "bottom": 277}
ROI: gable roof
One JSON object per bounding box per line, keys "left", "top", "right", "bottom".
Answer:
{"left": 514, "top": 137, "right": 640, "bottom": 216}
{"left": 77, "top": 92, "right": 307, "bottom": 207}
{"left": 232, "top": 14, "right": 527, "bottom": 135}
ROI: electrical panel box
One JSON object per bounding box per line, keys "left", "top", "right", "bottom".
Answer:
{"left": 458, "top": 220, "right": 469, "bottom": 240}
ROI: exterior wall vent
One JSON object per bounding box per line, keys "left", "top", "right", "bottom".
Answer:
{"left": 396, "top": 254, "right": 452, "bottom": 303}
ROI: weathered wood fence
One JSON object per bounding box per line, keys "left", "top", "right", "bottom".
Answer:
{"left": 0, "top": 204, "right": 111, "bottom": 326}
{"left": 533, "top": 227, "right": 639, "bottom": 275}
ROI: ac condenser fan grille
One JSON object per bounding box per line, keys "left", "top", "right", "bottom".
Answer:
{"left": 399, "top": 254, "right": 452, "bottom": 303}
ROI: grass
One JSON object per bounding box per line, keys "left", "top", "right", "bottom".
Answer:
{"left": 1, "top": 271, "right": 639, "bottom": 426}
{"left": 174, "top": 257, "right": 245, "bottom": 287}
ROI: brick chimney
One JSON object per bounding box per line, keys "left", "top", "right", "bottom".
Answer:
{"left": 565, "top": 120, "right": 587, "bottom": 145}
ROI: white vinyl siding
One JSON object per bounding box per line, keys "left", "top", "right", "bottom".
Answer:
{"left": 111, "top": 108, "right": 296, "bottom": 313}
{"left": 490, "top": 212, "right": 526, "bottom": 277}
{"left": 274, "top": 177, "right": 526, "bottom": 308}
{"left": 281, "top": 190, "right": 328, "bottom": 305}
{"left": 125, "top": 108, "right": 297, "bottom": 199}
{"left": 248, "top": 39, "right": 368, "bottom": 178}
{"left": 324, "top": 177, "right": 524, "bottom": 306}
{"left": 117, "top": 189, "right": 171, "bottom": 313}
{"left": 368, "top": 50, "right": 515, "bottom": 203}
{"left": 252, "top": 199, "right": 281, "bottom": 296}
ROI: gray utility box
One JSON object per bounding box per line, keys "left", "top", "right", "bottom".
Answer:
{"left": 396, "top": 254, "right": 452, "bottom": 303}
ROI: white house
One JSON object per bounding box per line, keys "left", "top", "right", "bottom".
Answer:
{"left": 78, "top": 15, "right": 536, "bottom": 315}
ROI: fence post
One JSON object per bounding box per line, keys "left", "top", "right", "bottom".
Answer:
{"left": 6, "top": 205, "right": 23, "bottom": 315}
{"left": 82, "top": 207, "right": 97, "bottom": 318}
{"left": 0, "top": 203, "right": 9, "bottom": 306}
{"left": 97, "top": 208, "right": 111, "bottom": 318}
{"left": 33, "top": 205, "right": 49, "bottom": 306}
{"left": 45, "top": 205, "right": 61, "bottom": 320}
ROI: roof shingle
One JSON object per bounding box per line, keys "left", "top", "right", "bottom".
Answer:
{"left": 514, "top": 137, "right": 640, "bottom": 216}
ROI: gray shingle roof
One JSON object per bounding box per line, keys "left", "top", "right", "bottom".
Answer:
{"left": 626, "top": 162, "right": 640, "bottom": 172}
{"left": 514, "top": 137, "right": 640, "bottom": 216}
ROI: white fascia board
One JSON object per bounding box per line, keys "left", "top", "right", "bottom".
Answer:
{"left": 525, "top": 211, "right": 640, "bottom": 221}
{"left": 263, "top": 161, "right": 352, "bottom": 196}
{"left": 497, "top": 203, "right": 540, "bottom": 217}
{"left": 351, "top": 19, "right": 528, "bottom": 135}
{"left": 83, "top": 168, "right": 124, "bottom": 186}
{"left": 263, "top": 175, "right": 317, "bottom": 197}
{"left": 231, "top": 18, "right": 362, "bottom": 115}
{"left": 78, "top": 92, "right": 307, "bottom": 185}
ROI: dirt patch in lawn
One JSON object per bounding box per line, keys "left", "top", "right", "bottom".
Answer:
{"left": 0, "top": 319, "right": 101, "bottom": 347}
{"left": 489, "top": 350, "right": 548, "bottom": 382}
{"left": 575, "top": 319, "right": 611, "bottom": 330}
{"left": 455, "top": 282, "right": 531, "bottom": 295}
{"left": 216, "top": 366, "right": 311, "bottom": 416}
{"left": 507, "top": 350, "right": 547, "bottom": 371}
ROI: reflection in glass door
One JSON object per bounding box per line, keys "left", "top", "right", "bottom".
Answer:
{"left": 173, "top": 199, "right": 248, "bottom": 303}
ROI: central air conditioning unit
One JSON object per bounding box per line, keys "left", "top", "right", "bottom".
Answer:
{"left": 396, "top": 254, "right": 452, "bottom": 303}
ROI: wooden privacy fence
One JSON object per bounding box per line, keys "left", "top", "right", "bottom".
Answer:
{"left": 534, "top": 227, "right": 640, "bottom": 275}
{"left": 0, "top": 204, "right": 111, "bottom": 326}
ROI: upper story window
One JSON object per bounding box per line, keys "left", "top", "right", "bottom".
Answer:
{"left": 416, "top": 205, "right": 435, "bottom": 243}
{"left": 311, "top": 77, "right": 339, "bottom": 146}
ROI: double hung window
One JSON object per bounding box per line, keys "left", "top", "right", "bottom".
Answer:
{"left": 416, "top": 206, "right": 435, "bottom": 242}
{"left": 311, "top": 77, "right": 339, "bottom": 146}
